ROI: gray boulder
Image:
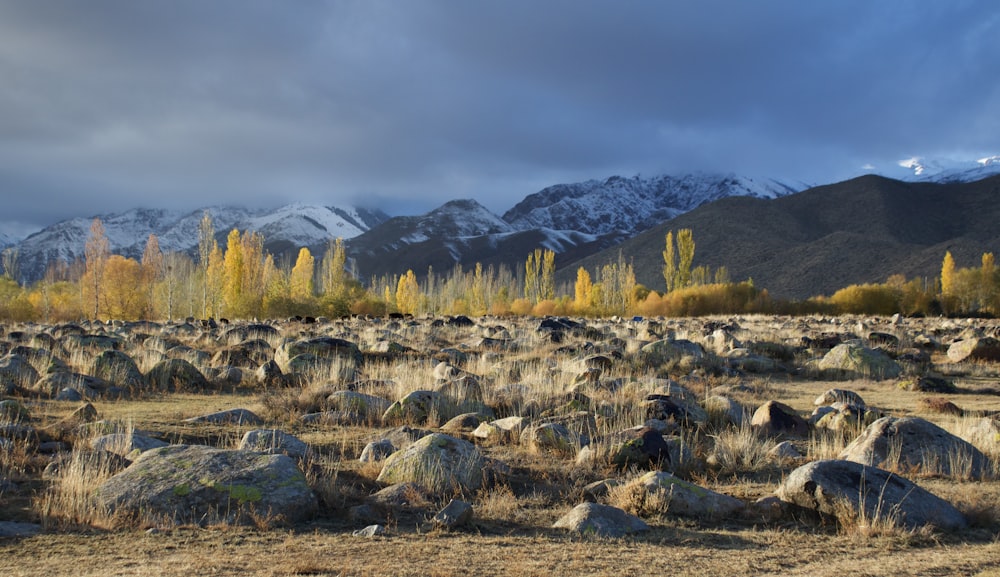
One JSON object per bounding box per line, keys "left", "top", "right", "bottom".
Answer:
{"left": 630, "top": 471, "right": 744, "bottom": 519}
{"left": 274, "top": 337, "right": 362, "bottom": 374}
{"left": 326, "top": 390, "right": 391, "bottom": 420}
{"left": 146, "top": 358, "right": 210, "bottom": 392}
{"left": 471, "top": 416, "right": 529, "bottom": 442}
{"left": 359, "top": 439, "right": 395, "bottom": 462}
{"left": 640, "top": 339, "right": 705, "bottom": 365}
{"left": 381, "top": 390, "right": 455, "bottom": 425}
{"left": 94, "top": 444, "right": 317, "bottom": 525}
{"left": 522, "top": 422, "right": 577, "bottom": 456}
{"left": 0, "top": 354, "right": 40, "bottom": 391}
{"left": 776, "top": 459, "right": 967, "bottom": 531}
{"left": 184, "top": 408, "right": 264, "bottom": 426}
{"left": 432, "top": 499, "right": 474, "bottom": 530}
{"left": 814, "top": 388, "right": 866, "bottom": 407}
{"left": 552, "top": 502, "right": 649, "bottom": 538}
{"left": 238, "top": 429, "right": 310, "bottom": 460}
{"left": 90, "top": 350, "right": 146, "bottom": 391}
{"left": 0, "top": 521, "right": 42, "bottom": 538}
{"left": 751, "top": 401, "right": 810, "bottom": 439}
{"left": 947, "top": 337, "right": 1000, "bottom": 363}
{"left": 91, "top": 432, "right": 169, "bottom": 457}
{"left": 839, "top": 416, "right": 991, "bottom": 479}
{"left": 376, "top": 433, "right": 487, "bottom": 494}
{"left": 816, "top": 343, "right": 901, "bottom": 380}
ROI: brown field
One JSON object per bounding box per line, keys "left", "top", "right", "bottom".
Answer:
{"left": 2, "top": 314, "right": 1000, "bottom": 576}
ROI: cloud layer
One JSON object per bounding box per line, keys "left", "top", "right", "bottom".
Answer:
{"left": 1, "top": 1, "right": 997, "bottom": 230}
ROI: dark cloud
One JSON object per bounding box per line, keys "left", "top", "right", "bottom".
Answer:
{"left": 0, "top": 1, "right": 997, "bottom": 232}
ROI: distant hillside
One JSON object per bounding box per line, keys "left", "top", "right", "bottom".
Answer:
{"left": 12, "top": 204, "right": 388, "bottom": 284}
{"left": 563, "top": 175, "right": 1000, "bottom": 300}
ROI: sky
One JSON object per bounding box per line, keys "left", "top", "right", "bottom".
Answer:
{"left": 1, "top": 1, "right": 998, "bottom": 237}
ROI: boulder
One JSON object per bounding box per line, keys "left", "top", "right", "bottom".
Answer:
{"left": 255, "top": 360, "right": 285, "bottom": 388}
{"left": 471, "top": 416, "right": 529, "bottom": 442}
{"left": 381, "top": 390, "right": 455, "bottom": 425}
{"left": 813, "top": 388, "right": 866, "bottom": 408}
{"left": 146, "top": 358, "right": 210, "bottom": 392}
{"left": 376, "top": 433, "right": 487, "bottom": 494}
{"left": 816, "top": 343, "right": 901, "bottom": 380}
{"left": 522, "top": 422, "right": 577, "bottom": 456}
{"left": 839, "top": 416, "right": 991, "bottom": 479}
{"left": 89, "top": 350, "right": 146, "bottom": 391}
{"left": 811, "top": 402, "right": 879, "bottom": 433}
{"left": 359, "top": 439, "right": 395, "bottom": 462}
{"left": 184, "top": 408, "right": 264, "bottom": 426}
{"left": 0, "top": 399, "right": 30, "bottom": 423}
{"left": 639, "top": 339, "right": 705, "bottom": 365}
{"left": 751, "top": 401, "right": 810, "bottom": 439}
{"left": 642, "top": 393, "right": 707, "bottom": 426}
{"left": 0, "top": 522, "right": 43, "bottom": 538}
{"left": 439, "top": 412, "right": 488, "bottom": 434}
{"left": 238, "top": 429, "right": 310, "bottom": 459}
{"left": 630, "top": 471, "right": 744, "bottom": 519}
{"left": 947, "top": 337, "right": 1000, "bottom": 363}
{"left": 580, "top": 427, "right": 672, "bottom": 470}
{"left": 432, "top": 499, "right": 474, "bottom": 530}
{"left": 94, "top": 444, "right": 317, "bottom": 525}
{"left": 702, "top": 395, "right": 747, "bottom": 428}
{"left": 552, "top": 502, "right": 649, "bottom": 538}
{"left": 776, "top": 459, "right": 967, "bottom": 531}
{"left": 326, "top": 390, "right": 391, "bottom": 421}
{"left": 897, "top": 375, "right": 957, "bottom": 393}
{"left": 91, "top": 432, "right": 169, "bottom": 457}
{"left": 0, "top": 354, "right": 40, "bottom": 391}
{"left": 33, "top": 371, "right": 119, "bottom": 400}
{"left": 967, "top": 416, "right": 1000, "bottom": 451}
{"left": 274, "top": 337, "right": 362, "bottom": 373}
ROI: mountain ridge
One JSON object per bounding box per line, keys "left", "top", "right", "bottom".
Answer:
{"left": 562, "top": 174, "right": 1000, "bottom": 300}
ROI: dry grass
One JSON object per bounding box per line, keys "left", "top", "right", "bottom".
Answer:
{"left": 2, "top": 527, "right": 1000, "bottom": 577}
{"left": 5, "top": 316, "right": 1000, "bottom": 576}
{"left": 707, "top": 422, "right": 775, "bottom": 475}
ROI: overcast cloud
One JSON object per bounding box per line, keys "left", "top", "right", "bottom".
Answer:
{"left": 0, "top": 1, "right": 997, "bottom": 234}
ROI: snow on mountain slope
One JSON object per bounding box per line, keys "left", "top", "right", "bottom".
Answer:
{"left": 890, "top": 155, "right": 1000, "bottom": 183}
{"left": 13, "top": 204, "right": 387, "bottom": 283}
{"left": 502, "top": 173, "right": 805, "bottom": 236}
{"left": 351, "top": 199, "right": 514, "bottom": 253}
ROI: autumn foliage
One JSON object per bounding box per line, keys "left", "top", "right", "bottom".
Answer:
{"left": 1, "top": 218, "right": 998, "bottom": 321}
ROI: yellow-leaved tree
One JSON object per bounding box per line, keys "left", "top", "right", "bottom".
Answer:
{"left": 290, "top": 247, "right": 316, "bottom": 305}
{"left": 395, "top": 269, "right": 421, "bottom": 314}
{"left": 573, "top": 267, "right": 593, "bottom": 314}
{"left": 940, "top": 251, "right": 956, "bottom": 297}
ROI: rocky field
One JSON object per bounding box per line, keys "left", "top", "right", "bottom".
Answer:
{"left": 2, "top": 314, "right": 1000, "bottom": 576}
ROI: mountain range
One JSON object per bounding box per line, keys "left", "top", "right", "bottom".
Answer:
{"left": 568, "top": 174, "right": 1000, "bottom": 300}
{"left": 3, "top": 157, "right": 1000, "bottom": 300}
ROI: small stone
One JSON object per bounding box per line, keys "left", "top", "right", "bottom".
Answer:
{"left": 352, "top": 524, "right": 386, "bottom": 538}
{"left": 432, "top": 499, "right": 473, "bottom": 530}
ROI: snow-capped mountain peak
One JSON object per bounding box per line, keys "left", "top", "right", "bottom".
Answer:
{"left": 502, "top": 172, "right": 805, "bottom": 237}
{"left": 11, "top": 203, "right": 388, "bottom": 283}
{"left": 890, "top": 155, "right": 1000, "bottom": 183}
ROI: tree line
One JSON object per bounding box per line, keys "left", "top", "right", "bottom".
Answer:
{"left": 0, "top": 217, "right": 996, "bottom": 322}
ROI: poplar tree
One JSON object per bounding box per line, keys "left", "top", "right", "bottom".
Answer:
{"left": 290, "top": 247, "right": 316, "bottom": 303}
{"left": 222, "top": 229, "right": 245, "bottom": 317}
{"left": 198, "top": 211, "right": 216, "bottom": 318}
{"left": 141, "top": 234, "right": 164, "bottom": 319}
{"left": 663, "top": 231, "right": 677, "bottom": 292}
{"left": 396, "top": 269, "right": 420, "bottom": 314}
{"left": 84, "top": 217, "right": 110, "bottom": 319}
{"left": 677, "top": 228, "right": 695, "bottom": 290}
{"left": 320, "top": 238, "right": 347, "bottom": 299}
{"left": 941, "top": 251, "right": 956, "bottom": 296}
{"left": 574, "top": 267, "right": 593, "bottom": 312}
